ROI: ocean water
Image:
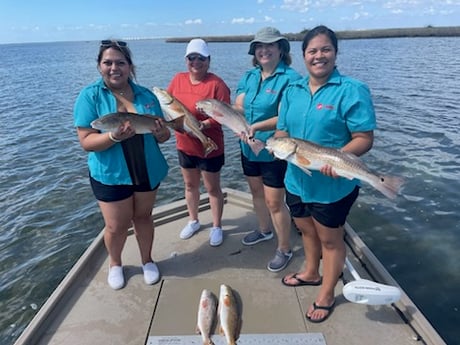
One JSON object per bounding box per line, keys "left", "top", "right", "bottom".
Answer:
{"left": 0, "top": 37, "right": 459, "bottom": 344}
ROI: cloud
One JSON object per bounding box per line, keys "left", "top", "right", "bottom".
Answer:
{"left": 231, "top": 17, "right": 256, "bottom": 24}
{"left": 184, "top": 19, "right": 202, "bottom": 25}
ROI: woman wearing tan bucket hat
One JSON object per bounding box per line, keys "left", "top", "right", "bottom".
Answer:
{"left": 235, "top": 27, "right": 301, "bottom": 272}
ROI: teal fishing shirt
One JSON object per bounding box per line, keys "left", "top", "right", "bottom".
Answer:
{"left": 73, "top": 78, "right": 169, "bottom": 188}
{"left": 277, "top": 68, "right": 377, "bottom": 203}
{"left": 236, "top": 61, "right": 301, "bottom": 162}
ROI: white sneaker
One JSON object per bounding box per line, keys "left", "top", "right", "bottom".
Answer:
{"left": 108, "top": 265, "right": 125, "bottom": 290}
{"left": 180, "top": 220, "right": 200, "bottom": 239}
{"left": 142, "top": 262, "right": 160, "bottom": 285}
{"left": 209, "top": 227, "right": 223, "bottom": 247}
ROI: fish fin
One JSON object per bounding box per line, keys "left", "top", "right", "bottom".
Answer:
{"left": 249, "top": 139, "right": 266, "bottom": 156}
{"left": 203, "top": 138, "right": 218, "bottom": 157}
{"left": 291, "top": 157, "right": 313, "bottom": 176}
{"left": 373, "top": 175, "right": 405, "bottom": 199}
{"left": 295, "top": 155, "right": 311, "bottom": 167}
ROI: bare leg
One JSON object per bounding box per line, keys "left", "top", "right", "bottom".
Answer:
{"left": 98, "top": 197, "right": 134, "bottom": 267}
{"left": 282, "top": 216, "right": 322, "bottom": 284}
{"left": 264, "top": 186, "right": 291, "bottom": 252}
{"left": 246, "top": 175, "right": 271, "bottom": 232}
{"left": 181, "top": 167, "right": 201, "bottom": 222}
{"left": 132, "top": 190, "right": 157, "bottom": 264}
{"left": 306, "top": 219, "right": 345, "bottom": 321}
{"left": 202, "top": 170, "right": 223, "bottom": 228}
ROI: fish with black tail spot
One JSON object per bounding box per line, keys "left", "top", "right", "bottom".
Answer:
{"left": 265, "top": 136, "right": 404, "bottom": 199}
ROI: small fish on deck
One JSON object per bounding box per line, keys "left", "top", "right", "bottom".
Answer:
{"left": 90, "top": 112, "right": 177, "bottom": 133}
{"left": 196, "top": 289, "right": 218, "bottom": 345}
{"left": 196, "top": 98, "right": 265, "bottom": 156}
{"left": 152, "top": 87, "right": 218, "bottom": 157}
{"left": 265, "top": 136, "right": 404, "bottom": 199}
{"left": 218, "top": 284, "right": 241, "bottom": 345}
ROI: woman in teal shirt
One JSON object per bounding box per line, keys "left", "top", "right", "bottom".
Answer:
{"left": 276, "top": 26, "right": 377, "bottom": 322}
{"left": 235, "top": 27, "right": 301, "bottom": 273}
{"left": 74, "top": 40, "right": 170, "bottom": 290}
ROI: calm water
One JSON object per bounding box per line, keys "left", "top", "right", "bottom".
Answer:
{"left": 1, "top": 38, "right": 459, "bottom": 345}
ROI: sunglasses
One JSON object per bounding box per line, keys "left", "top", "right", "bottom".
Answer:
{"left": 187, "top": 54, "right": 207, "bottom": 62}
{"left": 100, "top": 40, "right": 127, "bottom": 47}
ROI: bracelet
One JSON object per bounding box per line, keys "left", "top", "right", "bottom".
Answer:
{"left": 108, "top": 132, "right": 122, "bottom": 143}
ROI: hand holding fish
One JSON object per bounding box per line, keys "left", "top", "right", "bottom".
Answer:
{"left": 150, "top": 117, "right": 170, "bottom": 143}
{"left": 110, "top": 121, "right": 136, "bottom": 142}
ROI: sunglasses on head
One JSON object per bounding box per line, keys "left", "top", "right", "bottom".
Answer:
{"left": 100, "top": 40, "right": 127, "bottom": 47}
{"left": 187, "top": 54, "right": 207, "bottom": 62}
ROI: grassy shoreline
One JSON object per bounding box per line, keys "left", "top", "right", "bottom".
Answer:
{"left": 166, "top": 26, "right": 460, "bottom": 43}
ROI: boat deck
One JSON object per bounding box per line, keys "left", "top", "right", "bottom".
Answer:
{"left": 14, "top": 189, "right": 445, "bottom": 345}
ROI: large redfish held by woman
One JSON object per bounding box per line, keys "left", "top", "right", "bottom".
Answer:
{"left": 196, "top": 99, "right": 265, "bottom": 156}
{"left": 265, "top": 136, "right": 404, "bottom": 200}
{"left": 152, "top": 87, "right": 218, "bottom": 157}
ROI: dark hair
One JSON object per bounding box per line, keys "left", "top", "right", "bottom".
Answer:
{"left": 301, "top": 25, "right": 338, "bottom": 57}
{"left": 252, "top": 41, "right": 292, "bottom": 67}
{"left": 97, "top": 40, "right": 136, "bottom": 80}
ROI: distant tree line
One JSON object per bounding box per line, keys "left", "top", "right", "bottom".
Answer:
{"left": 166, "top": 26, "right": 460, "bottom": 43}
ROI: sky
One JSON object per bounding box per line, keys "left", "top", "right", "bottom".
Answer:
{"left": 0, "top": 0, "right": 459, "bottom": 44}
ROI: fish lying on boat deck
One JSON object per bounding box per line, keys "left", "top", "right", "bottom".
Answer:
{"left": 196, "top": 289, "right": 217, "bottom": 345}
{"left": 196, "top": 98, "right": 265, "bottom": 156}
{"left": 265, "top": 136, "right": 404, "bottom": 199}
{"left": 218, "top": 284, "right": 241, "bottom": 345}
{"left": 90, "top": 112, "right": 178, "bottom": 133}
{"left": 152, "top": 87, "right": 218, "bottom": 157}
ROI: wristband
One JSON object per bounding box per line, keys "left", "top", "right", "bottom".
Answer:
{"left": 108, "top": 132, "right": 122, "bottom": 143}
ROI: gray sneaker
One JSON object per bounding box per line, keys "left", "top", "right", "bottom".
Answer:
{"left": 242, "top": 230, "right": 274, "bottom": 245}
{"left": 267, "top": 249, "right": 293, "bottom": 272}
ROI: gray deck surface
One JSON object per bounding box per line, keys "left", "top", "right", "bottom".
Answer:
{"left": 15, "top": 189, "right": 443, "bottom": 345}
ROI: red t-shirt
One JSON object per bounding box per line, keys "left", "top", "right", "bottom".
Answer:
{"left": 167, "top": 72, "right": 231, "bottom": 158}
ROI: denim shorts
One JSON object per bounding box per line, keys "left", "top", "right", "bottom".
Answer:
{"left": 241, "top": 153, "right": 287, "bottom": 188}
{"left": 178, "top": 150, "right": 224, "bottom": 173}
{"left": 90, "top": 175, "right": 159, "bottom": 202}
{"left": 286, "top": 186, "right": 359, "bottom": 228}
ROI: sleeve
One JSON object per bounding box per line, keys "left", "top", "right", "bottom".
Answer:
{"left": 343, "top": 82, "right": 377, "bottom": 133}
{"left": 236, "top": 71, "right": 251, "bottom": 96}
{"left": 73, "top": 87, "right": 98, "bottom": 128}
{"left": 214, "top": 78, "right": 231, "bottom": 103}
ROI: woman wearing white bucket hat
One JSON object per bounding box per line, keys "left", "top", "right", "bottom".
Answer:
{"left": 235, "top": 27, "right": 301, "bottom": 272}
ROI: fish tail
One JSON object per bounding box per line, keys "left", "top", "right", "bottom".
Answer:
{"left": 249, "top": 139, "right": 265, "bottom": 156}
{"left": 373, "top": 175, "right": 405, "bottom": 199}
{"left": 203, "top": 138, "right": 218, "bottom": 156}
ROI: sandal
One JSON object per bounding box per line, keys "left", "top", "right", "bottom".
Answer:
{"left": 281, "top": 273, "right": 322, "bottom": 287}
{"left": 306, "top": 301, "right": 336, "bottom": 323}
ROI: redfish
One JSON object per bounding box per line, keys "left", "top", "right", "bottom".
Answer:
{"left": 152, "top": 87, "right": 218, "bottom": 156}
{"left": 218, "top": 284, "right": 240, "bottom": 345}
{"left": 265, "top": 136, "right": 404, "bottom": 199}
{"left": 90, "top": 112, "right": 175, "bottom": 133}
{"left": 196, "top": 289, "right": 217, "bottom": 345}
{"left": 196, "top": 99, "right": 265, "bottom": 156}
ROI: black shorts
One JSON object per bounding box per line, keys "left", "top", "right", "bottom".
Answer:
{"left": 178, "top": 150, "right": 224, "bottom": 173}
{"left": 241, "top": 153, "right": 287, "bottom": 188}
{"left": 286, "top": 186, "right": 359, "bottom": 228}
{"left": 90, "top": 175, "right": 159, "bottom": 202}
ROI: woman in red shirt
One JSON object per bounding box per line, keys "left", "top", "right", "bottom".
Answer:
{"left": 167, "top": 38, "right": 231, "bottom": 246}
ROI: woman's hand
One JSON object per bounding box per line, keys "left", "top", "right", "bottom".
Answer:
{"left": 151, "top": 118, "right": 170, "bottom": 143}
{"left": 111, "top": 121, "right": 136, "bottom": 142}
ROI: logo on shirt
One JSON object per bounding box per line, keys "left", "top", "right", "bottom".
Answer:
{"left": 265, "top": 88, "right": 278, "bottom": 94}
{"left": 316, "top": 103, "right": 334, "bottom": 110}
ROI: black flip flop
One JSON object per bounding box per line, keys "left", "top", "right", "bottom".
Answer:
{"left": 281, "top": 273, "right": 322, "bottom": 287}
{"left": 306, "top": 301, "right": 336, "bottom": 323}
